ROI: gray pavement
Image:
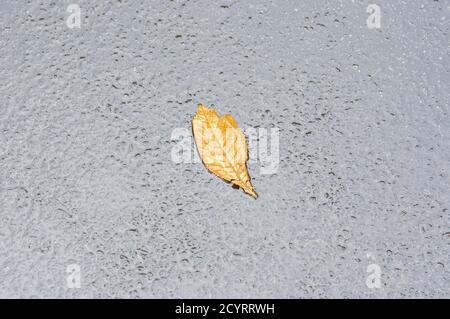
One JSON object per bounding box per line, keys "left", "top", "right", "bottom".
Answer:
{"left": 0, "top": 0, "right": 449, "bottom": 298}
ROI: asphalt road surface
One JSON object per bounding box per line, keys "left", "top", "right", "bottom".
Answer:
{"left": 0, "top": 0, "right": 449, "bottom": 298}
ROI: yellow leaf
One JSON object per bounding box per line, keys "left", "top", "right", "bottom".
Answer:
{"left": 192, "top": 104, "right": 258, "bottom": 198}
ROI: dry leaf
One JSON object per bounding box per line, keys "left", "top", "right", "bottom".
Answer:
{"left": 192, "top": 104, "right": 258, "bottom": 198}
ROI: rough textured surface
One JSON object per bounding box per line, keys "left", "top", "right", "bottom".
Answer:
{"left": 0, "top": 0, "right": 449, "bottom": 298}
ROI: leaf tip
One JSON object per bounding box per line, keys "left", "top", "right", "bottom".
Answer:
{"left": 245, "top": 187, "right": 258, "bottom": 199}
